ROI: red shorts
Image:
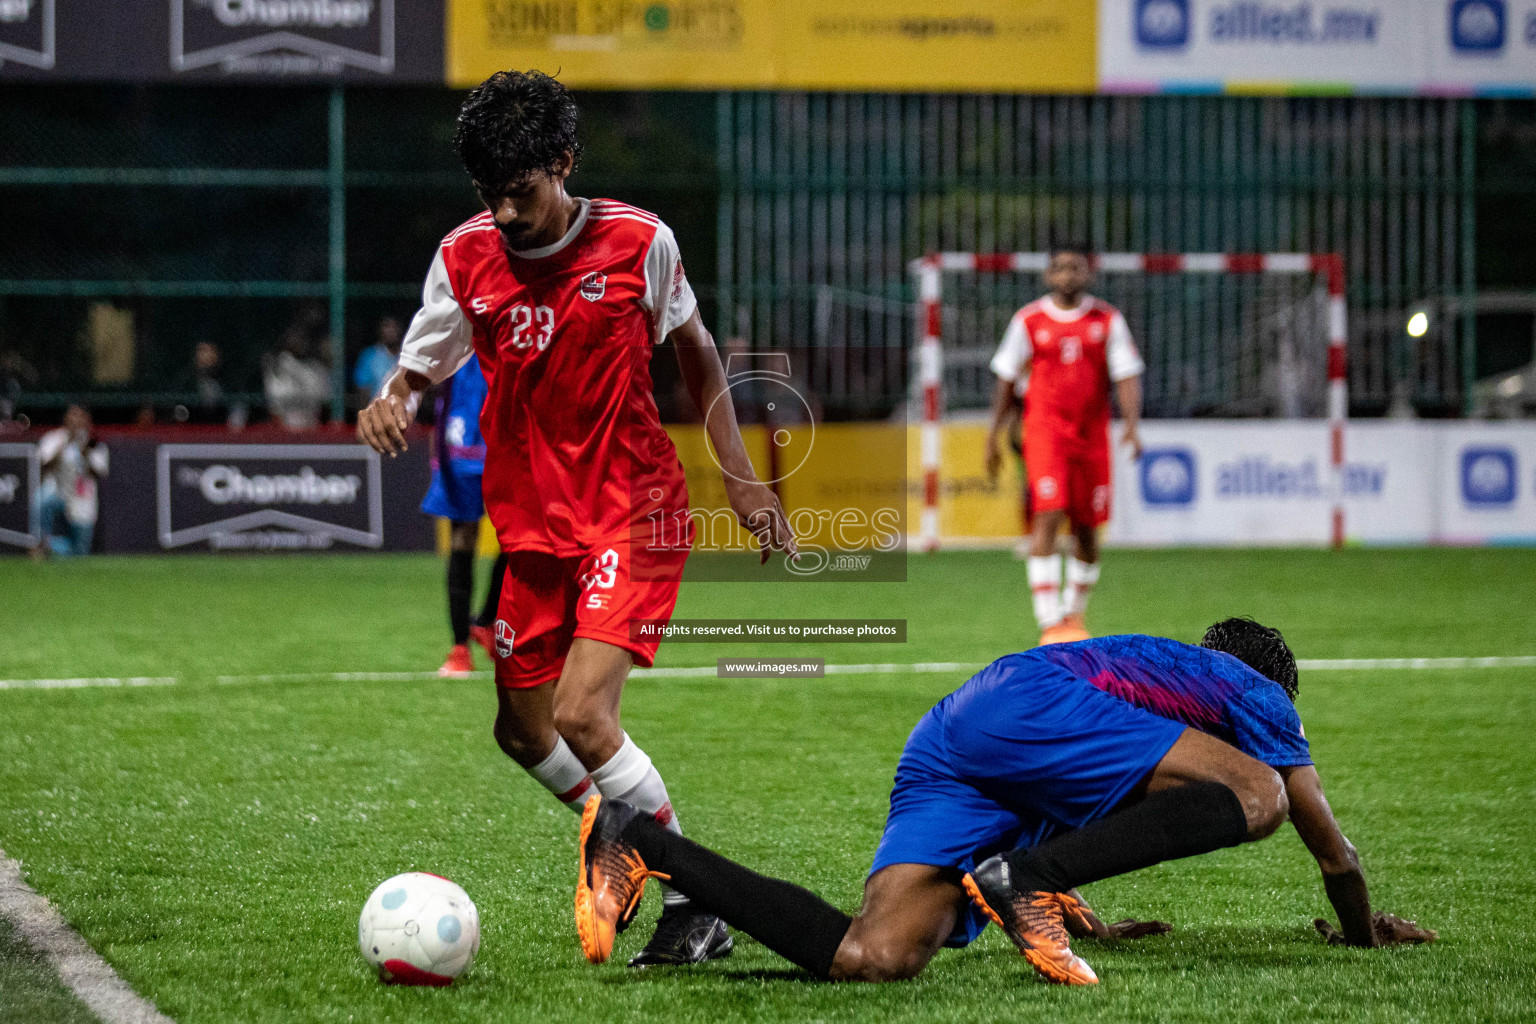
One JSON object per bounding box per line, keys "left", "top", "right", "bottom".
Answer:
{"left": 1022, "top": 434, "right": 1112, "bottom": 529}
{"left": 490, "top": 540, "right": 690, "bottom": 689}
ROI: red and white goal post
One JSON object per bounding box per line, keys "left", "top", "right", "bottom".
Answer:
{"left": 911, "top": 251, "right": 1348, "bottom": 552}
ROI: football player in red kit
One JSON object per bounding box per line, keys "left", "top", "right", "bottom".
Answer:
{"left": 984, "top": 244, "right": 1145, "bottom": 646}
{"left": 358, "top": 70, "right": 796, "bottom": 966}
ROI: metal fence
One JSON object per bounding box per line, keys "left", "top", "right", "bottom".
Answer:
{"left": 0, "top": 88, "right": 1510, "bottom": 422}
{"left": 716, "top": 93, "right": 1480, "bottom": 418}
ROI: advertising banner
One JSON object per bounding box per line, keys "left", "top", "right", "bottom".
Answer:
{"left": 1100, "top": 0, "right": 1536, "bottom": 95}
{"left": 446, "top": 0, "right": 1096, "bottom": 92}
{"left": 157, "top": 444, "right": 384, "bottom": 550}
{"left": 0, "top": 0, "right": 444, "bottom": 82}
{"left": 0, "top": 444, "right": 39, "bottom": 549}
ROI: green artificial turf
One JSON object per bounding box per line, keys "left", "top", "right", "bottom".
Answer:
{"left": 0, "top": 918, "right": 97, "bottom": 1024}
{"left": 1, "top": 549, "right": 1534, "bottom": 1023}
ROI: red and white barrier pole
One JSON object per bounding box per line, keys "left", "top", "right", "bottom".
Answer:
{"left": 1317, "top": 253, "right": 1348, "bottom": 549}
{"left": 919, "top": 256, "right": 942, "bottom": 552}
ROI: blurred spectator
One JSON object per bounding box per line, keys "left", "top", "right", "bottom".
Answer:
{"left": 34, "top": 405, "right": 108, "bottom": 559}
{"left": 171, "top": 340, "right": 229, "bottom": 424}
{"left": 263, "top": 318, "right": 331, "bottom": 430}
{"left": 353, "top": 316, "right": 403, "bottom": 408}
{"left": 1, "top": 350, "right": 38, "bottom": 425}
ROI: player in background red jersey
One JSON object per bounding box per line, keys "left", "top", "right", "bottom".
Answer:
{"left": 358, "top": 71, "right": 797, "bottom": 966}
{"left": 984, "top": 244, "right": 1145, "bottom": 646}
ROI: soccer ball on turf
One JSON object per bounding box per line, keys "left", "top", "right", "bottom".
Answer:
{"left": 358, "top": 872, "right": 480, "bottom": 985}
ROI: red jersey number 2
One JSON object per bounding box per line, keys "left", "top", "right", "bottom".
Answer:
{"left": 508, "top": 304, "right": 556, "bottom": 352}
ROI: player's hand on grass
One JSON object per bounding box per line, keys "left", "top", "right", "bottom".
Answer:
{"left": 1063, "top": 890, "right": 1172, "bottom": 941}
{"left": 1314, "top": 912, "right": 1437, "bottom": 947}
{"left": 725, "top": 479, "right": 798, "bottom": 564}
{"left": 357, "top": 371, "right": 423, "bottom": 457}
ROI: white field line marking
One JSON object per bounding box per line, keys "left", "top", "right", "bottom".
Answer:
{"left": 1297, "top": 656, "right": 1536, "bottom": 670}
{"left": 7, "top": 657, "right": 1535, "bottom": 692}
{"left": 0, "top": 851, "right": 175, "bottom": 1024}
{"left": 0, "top": 677, "right": 176, "bottom": 691}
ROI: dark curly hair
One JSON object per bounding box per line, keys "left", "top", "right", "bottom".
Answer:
{"left": 1049, "top": 240, "right": 1095, "bottom": 261}
{"left": 1199, "top": 617, "right": 1299, "bottom": 700}
{"left": 455, "top": 70, "right": 583, "bottom": 191}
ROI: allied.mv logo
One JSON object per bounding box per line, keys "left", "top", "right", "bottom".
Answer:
{"left": 1136, "top": 0, "right": 1190, "bottom": 49}
{"left": 1460, "top": 447, "right": 1516, "bottom": 506}
{"left": 1451, "top": 0, "right": 1506, "bottom": 52}
{"left": 1141, "top": 448, "right": 1196, "bottom": 506}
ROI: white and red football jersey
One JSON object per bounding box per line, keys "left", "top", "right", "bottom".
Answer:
{"left": 990, "top": 295, "right": 1144, "bottom": 449}
{"left": 396, "top": 198, "right": 697, "bottom": 557}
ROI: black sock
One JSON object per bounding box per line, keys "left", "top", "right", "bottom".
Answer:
{"left": 478, "top": 552, "right": 508, "bottom": 626}
{"left": 1006, "top": 781, "right": 1249, "bottom": 893}
{"left": 620, "top": 811, "right": 851, "bottom": 979}
{"left": 447, "top": 549, "right": 473, "bottom": 645}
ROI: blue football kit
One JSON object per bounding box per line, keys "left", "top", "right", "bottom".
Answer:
{"left": 870, "top": 635, "right": 1312, "bottom": 946}
{"left": 421, "top": 354, "right": 490, "bottom": 523}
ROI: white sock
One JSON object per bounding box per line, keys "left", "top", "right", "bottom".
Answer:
{"left": 590, "top": 732, "right": 689, "bottom": 907}
{"left": 525, "top": 737, "right": 596, "bottom": 812}
{"left": 1027, "top": 554, "right": 1063, "bottom": 630}
{"left": 1064, "top": 557, "right": 1101, "bottom": 619}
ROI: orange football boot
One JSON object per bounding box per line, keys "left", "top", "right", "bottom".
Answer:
{"left": 576, "top": 795, "right": 666, "bottom": 964}
{"left": 1039, "top": 615, "right": 1091, "bottom": 646}
{"left": 468, "top": 622, "right": 497, "bottom": 660}
{"left": 963, "top": 856, "right": 1098, "bottom": 985}
{"left": 437, "top": 643, "right": 474, "bottom": 677}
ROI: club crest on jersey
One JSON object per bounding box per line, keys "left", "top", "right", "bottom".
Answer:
{"left": 494, "top": 619, "right": 516, "bottom": 658}
{"left": 579, "top": 272, "right": 607, "bottom": 301}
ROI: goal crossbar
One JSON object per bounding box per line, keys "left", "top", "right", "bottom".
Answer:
{"left": 909, "top": 252, "right": 1348, "bottom": 551}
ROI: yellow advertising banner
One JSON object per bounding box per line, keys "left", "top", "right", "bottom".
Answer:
{"left": 447, "top": 0, "right": 1095, "bottom": 93}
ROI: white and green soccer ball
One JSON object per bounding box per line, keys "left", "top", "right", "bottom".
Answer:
{"left": 358, "top": 872, "right": 480, "bottom": 986}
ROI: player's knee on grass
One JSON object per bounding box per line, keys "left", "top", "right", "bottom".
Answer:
{"left": 830, "top": 928, "right": 931, "bottom": 982}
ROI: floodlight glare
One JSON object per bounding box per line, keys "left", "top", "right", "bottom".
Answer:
{"left": 1406, "top": 311, "right": 1430, "bottom": 337}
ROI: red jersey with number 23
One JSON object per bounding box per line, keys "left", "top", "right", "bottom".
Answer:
{"left": 396, "top": 198, "right": 697, "bottom": 557}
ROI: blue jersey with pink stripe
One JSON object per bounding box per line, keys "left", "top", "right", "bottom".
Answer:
{"left": 1032, "top": 634, "right": 1311, "bottom": 768}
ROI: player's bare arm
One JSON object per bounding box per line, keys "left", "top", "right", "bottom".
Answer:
{"left": 1116, "top": 374, "right": 1144, "bottom": 460}
{"left": 984, "top": 375, "right": 1020, "bottom": 481}
{"left": 1280, "top": 765, "right": 1437, "bottom": 948}
{"left": 670, "top": 312, "right": 798, "bottom": 563}
{"left": 357, "top": 365, "right": 429, "bottom": 456}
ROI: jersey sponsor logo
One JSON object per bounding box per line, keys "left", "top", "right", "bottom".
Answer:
{"left": 1136, "top": 0, "right": 1190, "bottom": 48}
{"left": 1140, "top": 447, "right": 1197, "bottom": 506}
{"left": 1451, "top": 0, "right": 1505, "bottom": 51}
{"left": 493, "top": 619, "right": 515, "bottom": 657}
{"left": 1035, "top": 476, "right": 1059, "bottom": 500}
{"left": 1087, "top": 321, "right": 1106, "bottom": 342}
{"left": 579, "top": 272, "right": 607, "bottom": 301}
{"left": 1460, "top": 446, "right": 1516, "bottom": 505}
{"left": 1059, "top": 336, "right": 1082, "bottom": 363}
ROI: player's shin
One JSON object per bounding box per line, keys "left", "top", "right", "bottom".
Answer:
{"left": 1027, "top": 554, "right": 1064, "bottom": 629}
{"left": 527, "top": 736, "right": 596, "bottom": 812}
{"left": 447, "top": 548, "right": 474, "bottom": 645}
{"left": 589, "top": 733, "right": 689, "bottom": 906}
{"left": 1063, "top": 558, "right": 1099, "bottom": 618}
{"left": 618, "top": 809, "right": 852, "bottom": 979}
{"left": 1004, "top": 780, "right": 1249, "bottom": 894}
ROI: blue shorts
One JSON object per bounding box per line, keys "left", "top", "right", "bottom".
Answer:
{"left": 869, "top": 656, "right": 1187, "bottom": 946}
{"left": 421, "top": 464, "right": 483, "bottom": 523}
